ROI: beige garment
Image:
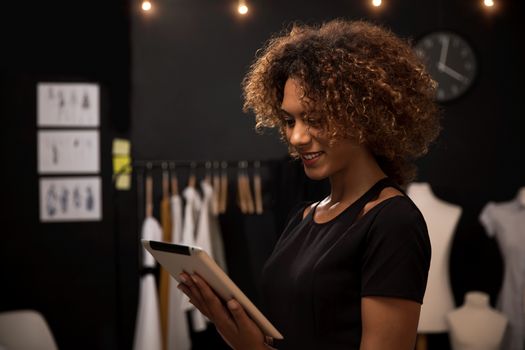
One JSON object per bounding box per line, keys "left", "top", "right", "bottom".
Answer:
{"left": 159, "top": 196, "right": 172, "bottom": 349}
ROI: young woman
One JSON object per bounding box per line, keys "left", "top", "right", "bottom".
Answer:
{"left": 177, "top": 19, "right": 440, "bottom": 350}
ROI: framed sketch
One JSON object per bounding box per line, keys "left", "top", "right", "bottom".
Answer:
{"left": 37, "top": 130, "right": 99, "bottom": 174}
{"left": 39, "top": 177, "right": 102, "bottom": 222}
{"left": 37, "top": 83, "right": 99, "bottom": 127}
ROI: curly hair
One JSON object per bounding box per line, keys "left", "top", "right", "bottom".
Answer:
{"left": 242, "top": 19, "right": 441, "bottom": 186}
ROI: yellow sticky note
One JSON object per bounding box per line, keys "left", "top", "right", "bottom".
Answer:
{"left": 113, "top": 155, "right": 131, "bottom": 175}
{"left": 113, "top": 156, "right": 131, "bottom": 190}
{"left": 116, "top": 174, "right": 131, "bottom": 190}
{"left": 112, "top": 138, "right": 132, "bottom": 190}
{"left": 112, "top": 138, "right": 130, "bottom": 156}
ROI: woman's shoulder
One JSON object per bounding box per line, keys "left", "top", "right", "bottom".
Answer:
{"left": 363, "top": 195, "right": 431, "bottom": 265}
{"left": 368, "top": 195, "right": 427, "bottom": 232}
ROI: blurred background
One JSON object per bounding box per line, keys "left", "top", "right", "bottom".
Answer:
{"left": 0, "top": 0, "right": 523, "bottom": 349}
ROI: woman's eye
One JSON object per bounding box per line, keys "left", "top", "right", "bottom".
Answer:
{"left": 282, "top": 118, "right": 295, "bottom": 127}
{"left": 305, "top": 117, "right": 321, "bottom": 127}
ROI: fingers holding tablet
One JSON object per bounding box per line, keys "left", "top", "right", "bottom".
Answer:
{"left": 178, "top": 272, "right": 211, "bottom": 318}
{"left": 178, "top": 272, "right": 267, "bottom": 350}
{"left": 191, "top": 274, "right": 236, "bottom": 326}
{"left": 181, "top": 273, "right": 233, "bottom": 325}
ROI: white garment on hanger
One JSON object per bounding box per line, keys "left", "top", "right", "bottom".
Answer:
{"left": 407, "top": 182, "right": 462, "bottom": 333}
{"left": 181, "top": 186, "right": 207, "bottom": 332}
{"left": 198, "top": 181, "right": 228, "bottom": 272}
{"left": 480, "top": 196, "right": 525, "bottom": 350}
{"left": 167, "top": 194, "right": 191, "bottom": 350}
{"left": 133, "top": 217, "right": 163, "bottom": 350}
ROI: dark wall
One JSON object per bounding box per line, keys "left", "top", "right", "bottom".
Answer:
{"left": 0, "top": 0, "right": 132, "bottom": 349}
{"left": 132, "top": 0, "right": 524, "bottom": 170}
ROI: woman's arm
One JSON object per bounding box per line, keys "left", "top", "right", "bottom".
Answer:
{"left": 360, "top": 296, "right": 421, "bottom": 350}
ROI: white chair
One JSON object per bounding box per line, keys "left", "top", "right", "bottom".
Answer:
{"left": 0, "top": 310, "right": 58, "bottom": 350}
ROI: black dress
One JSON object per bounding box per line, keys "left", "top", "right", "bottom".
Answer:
{"left": 259, "top": 177, "right": 431, "bottom": 349}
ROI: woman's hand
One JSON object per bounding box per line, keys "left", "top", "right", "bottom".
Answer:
{"left": 177, "top": 272, "right": 269, "bottom": 350}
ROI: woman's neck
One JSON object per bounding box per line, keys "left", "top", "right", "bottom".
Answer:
{"left": 327, "top": 149, "right": 386, "bottom": 205}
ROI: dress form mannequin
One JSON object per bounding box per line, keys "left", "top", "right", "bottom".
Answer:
{"left": 407, "top": 182, "right": 462, "bottom": 332}
{"left": 446, "top": 291, "right": 507, "bottom": 350}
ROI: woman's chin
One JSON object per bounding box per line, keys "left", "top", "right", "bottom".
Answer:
{"left": 303, "top": 168, "right": 327, "bottom": 181}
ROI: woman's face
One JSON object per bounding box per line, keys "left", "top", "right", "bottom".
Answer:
{"left": 280, "top": 78, "right": 363, "bottom": 181}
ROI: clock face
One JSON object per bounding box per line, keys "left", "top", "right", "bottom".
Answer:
{"left": 414, "top": 31, "right": 477, "bottom": 102}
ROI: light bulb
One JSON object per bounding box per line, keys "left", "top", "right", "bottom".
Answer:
{"left": 372, "top": 0, "right": 382, "bottom": 7}
{"left": 483, "top": 0, "right": 494, "bottom": 7}
{"left": 142, "top": 1, "right": 152, "bottom": 11}
{"left": 238, "top": 4, "right": 248, "bottom": 14}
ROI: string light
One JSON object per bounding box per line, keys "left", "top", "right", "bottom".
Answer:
{"left": 481, "top": 0, "right": 499, "bottom": 15}
{"left": 238, "top": 0, "right": 248, "bottom": 15}
{"left": 372, "top": 0, "right": 382, "bottom": 7}
{"left": 238, "top": 5, "right": 248, "bottom": 14}
{"left": 142, "top": 0, "right": 152, "bottom": 12}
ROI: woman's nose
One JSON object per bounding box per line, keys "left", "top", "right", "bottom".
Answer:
{"left": 289, "top": 120, "right": 311, "bottom": 146}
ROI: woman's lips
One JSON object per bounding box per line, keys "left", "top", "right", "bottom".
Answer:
{"left": 301, "top": 151, "right": 323, "bottom": 166}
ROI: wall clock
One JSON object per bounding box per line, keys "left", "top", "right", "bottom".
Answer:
{"left": 414, "top": 31, "right": 477, "bottom": 103}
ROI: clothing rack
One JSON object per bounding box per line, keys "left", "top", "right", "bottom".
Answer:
{"left": 132, "top": 159, "right": 266, "bottom": 216}
{"left": 132, "top": 159, "right": 265, "bottom": 169}
{"left": 113, "top": 159, "right": 268, "bottom": 187}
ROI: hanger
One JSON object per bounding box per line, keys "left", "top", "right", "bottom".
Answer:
{"left": 237, "top": 161, "right": 248, "bottom": 214}
{"left": 204, "top": 161, "right": 212, "bottom": 184}
{"left": 236, "top": 161, "right": 255, "bottom": 215}
{"left": 219, "top": 161, "right": 228, "bottom": 214}
{"left": 145, "top": 162, "right": 153, "bottom": 218}
{"left": 253, "top": 161, "right": 263, "bottom": 215}
{"left": 188, "top": 161, "right": 197, "bottom": 188}
{"left": 162, "top": 162, "right": 170, "bottom": 200}
{"left": 169, "top": 162, "right": 178, "bottom": 196}
{"left": 242, "top": 161, "right": 255, "bottom": 214}
{"left": 212, "top": 161, "right": 221, "bottom": 215}
{"left": 137, "top": 167, "right": 146, "bottom": 223}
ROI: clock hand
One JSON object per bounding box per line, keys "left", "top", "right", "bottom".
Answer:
{"left": 437, "top": 62, "right": 467, "bottom": 82}
{"left": 438, "top": 36, "right": 450, "bottom": 66}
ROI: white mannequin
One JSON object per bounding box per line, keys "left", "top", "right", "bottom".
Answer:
{"left": 446, "top": 291, "right": 507, "bottom": 350}
{"left": 407, "top": 182, "right": 462, "bottom": 332}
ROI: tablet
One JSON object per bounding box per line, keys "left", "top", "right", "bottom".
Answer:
{"left": 142, "top": 239, "right": 284, "bottom": 340}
